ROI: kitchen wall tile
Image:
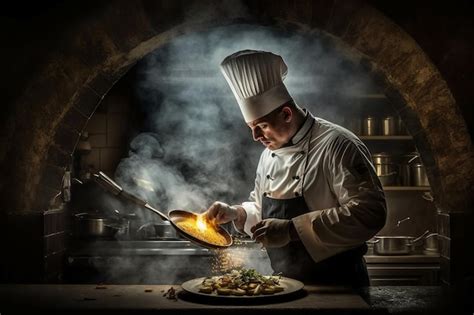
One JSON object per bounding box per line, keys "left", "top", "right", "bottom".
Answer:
{"left": 81, "top": 149, "right": 100, "bottom": 170}
{"left": 106, "top": 114, "right": 128, "bottom": 146}
{"left": 89, "top": 134, "right": 107, "bottom": 148}
{"left": 107, "top": 94, "right": 130, "bottom": 113}
{"left": 99, "top": 148, "right": 123, "bottom": 171}
{"left": 86, "top": 113, "right": 107, "bottom": 134}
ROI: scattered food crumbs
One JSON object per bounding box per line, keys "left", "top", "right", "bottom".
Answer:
{"left": 95, "top": 286, "right": 107, "bottom": 290}
{"left": 163, "top": 287, "right": 177, "bottom": 301}
{"left": 144, "top": 289, "right": 153, "bottom": 293}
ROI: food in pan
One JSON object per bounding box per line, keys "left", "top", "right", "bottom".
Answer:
{"left": 198, "top": 268, "right": 284, "bottom": 296}
{"left": 175, "top": 214, "right": 228, "bottom": 246}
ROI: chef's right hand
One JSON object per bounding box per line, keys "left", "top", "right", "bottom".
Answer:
{"left": 204, "top": 201, "right": 239, "bottom": 225}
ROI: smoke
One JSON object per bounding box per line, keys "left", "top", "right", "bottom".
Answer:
{"left": 115, "top": 24, "right": 375, "bottom": 218}
{"left": 103, "top": 24, "right": 376, "bottom": 283}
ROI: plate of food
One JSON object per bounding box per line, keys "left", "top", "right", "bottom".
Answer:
{"left": 181, "top": 268, "right": 304, "bottom": 299}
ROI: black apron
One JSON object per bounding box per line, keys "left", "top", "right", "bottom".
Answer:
{"left": 262, "top": 195, "right": 369, "bottom": 287}
{"left": 261, "top": 118, "right": 369, "bottom": 287}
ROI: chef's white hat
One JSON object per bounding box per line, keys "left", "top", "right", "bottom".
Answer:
{"left": 220, "top": 50, "right": 293, "bottom": 123}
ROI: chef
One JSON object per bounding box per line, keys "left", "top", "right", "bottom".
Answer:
{"left": 204, "top": 50, "right": 387, "bottom": 287}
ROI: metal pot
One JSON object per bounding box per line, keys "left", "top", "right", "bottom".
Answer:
{"left": 136, "top": 221, "right": 179, "bottom": 239}
{"left": 74, "top": 213, "right": 122, "bottom": 238}
{"left": 373, "top": 153, "right": 398, "bottom": 186}
{"left": 400, "top": 152, "right": 420, "bottom": 186}
{"left": 411, "top": 163, "right": 430, "bottom": 186}
{"left": 368, "top": 230, "right": 430, "bottom": 255}
{"left": 423, "top": 233, "right": 439, "bottom": 252}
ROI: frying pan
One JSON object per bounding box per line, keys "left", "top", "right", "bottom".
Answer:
{"left": 93, "top": 171, "right": 232, "bottom": 249}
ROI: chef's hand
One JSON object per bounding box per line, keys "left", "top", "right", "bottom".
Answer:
{"left": 250, "top": 219, "right": 292, "bottom": 248}
{"left": 204, "top": 201, "right": 239, "bottom": 225}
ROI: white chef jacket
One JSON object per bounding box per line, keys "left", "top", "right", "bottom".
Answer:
{"left": 241, "top": 110, "right": 387, "bottom": 263}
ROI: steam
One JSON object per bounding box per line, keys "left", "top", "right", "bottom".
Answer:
{"left": 115, "top": 24, "right": 375, "bottom": 218}
{"left": 103, "top": 24, "right": 377, "bottom": 282}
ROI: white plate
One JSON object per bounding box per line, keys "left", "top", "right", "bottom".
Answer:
{"left": 181, "top": 276, "right": 304, "bottom": 299}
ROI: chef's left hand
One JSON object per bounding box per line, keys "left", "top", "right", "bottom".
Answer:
{"left": 250, "top": 219, "right": 291, "bottom": 248}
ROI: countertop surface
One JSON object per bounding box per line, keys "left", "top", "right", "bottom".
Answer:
{"left": 0, "top": 284, "right": 370, "bottom": 314}
{"left": 0, "top": 284, "right": 470, "bottom": 315}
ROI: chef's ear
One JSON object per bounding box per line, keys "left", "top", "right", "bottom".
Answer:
{"left": 280, "top": 106, "right": 293, "bottom": 122}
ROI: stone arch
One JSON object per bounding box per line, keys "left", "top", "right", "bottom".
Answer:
{"left": 2, "top": 1, "right": 472, "bottom": 224}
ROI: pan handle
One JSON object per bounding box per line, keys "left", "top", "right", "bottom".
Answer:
{"left": 410, "top": 230, "right": 430, "bottom": 244}
{"left": 366, "top": 239, "right": 380, "bottom": 244}
{"left": 93, "top": 171, "right": 169, "bottom": 221}
{"left": 143, "top": 203, "right": 169, "bottom": 222}
{"left": 93, "top": 172, "right": 123, "bottom": 195}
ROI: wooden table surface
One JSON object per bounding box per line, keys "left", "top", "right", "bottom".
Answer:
{"left": 0, "top": 284, "right": 374, "bottom": 314}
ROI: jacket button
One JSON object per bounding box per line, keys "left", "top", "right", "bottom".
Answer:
{"left": 271, "top": 153, "right": 276, "bottom": 157}
{"left": 292, "top": 175, "right": 300, "bottom": 180}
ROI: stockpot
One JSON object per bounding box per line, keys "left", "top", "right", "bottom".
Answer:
{"left": 368, "top": 230, "right": 430, "bottom": 255}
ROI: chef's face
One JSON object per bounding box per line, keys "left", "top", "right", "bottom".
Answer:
{"left": 247, "top": 106, "right": 293, "bottom": 150}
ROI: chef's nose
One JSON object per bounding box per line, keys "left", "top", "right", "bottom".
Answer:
{"left": 252, "top": 127, "right": 263, "bottom": 141}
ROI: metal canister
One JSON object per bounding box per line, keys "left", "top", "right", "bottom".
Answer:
{"left": 411, "top": 163, "right": 430, "bottom": 186}
{"left": 362, "top": 116, "right": 377, "bottom": 136}
{"left": 382, "top": 116, "right": 398, "bottom": 136}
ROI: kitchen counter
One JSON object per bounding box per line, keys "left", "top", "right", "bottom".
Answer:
{"left": 0, "top": 284, "right": 467, "bottom": 315}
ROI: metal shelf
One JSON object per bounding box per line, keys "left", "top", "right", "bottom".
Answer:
{"left": 382, "top": 186, "right": 431, "bottom": 191}
{"left": 359, "top": 135, "right": 413, "bottom": 140}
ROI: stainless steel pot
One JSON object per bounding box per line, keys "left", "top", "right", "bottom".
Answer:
{"left": 373, "top": 153, "right": 398, "bottom": 186}
{"left": 368, "top": 230, "right": 430, "bottom": 255}
{"left": 372, "top": 152, "right": 392, "bottom": 165}
{"left": 423, "top": 233, "right": 439, "bottom": 252}
{"left": 74, "top": 213, "right": 121, "bottom": 238}
{"left": 400, "top": 152, "right": 420, "bottom": 186}
{"left": 411, "top": 163, "right": 430, "bottom": 186}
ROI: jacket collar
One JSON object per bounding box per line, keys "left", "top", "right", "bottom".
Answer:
{"left": 288, "top": 109, "right": 313, "bottom": 145}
